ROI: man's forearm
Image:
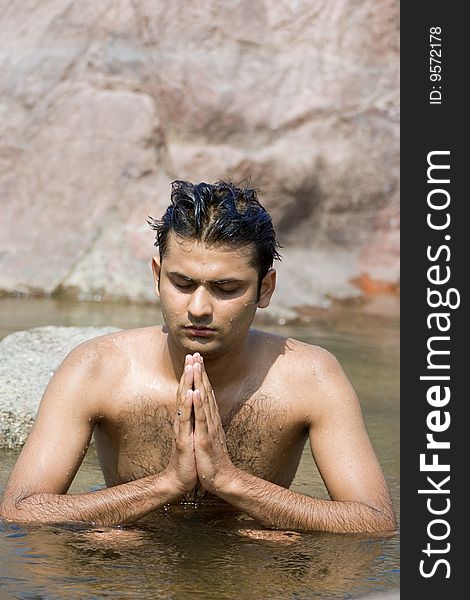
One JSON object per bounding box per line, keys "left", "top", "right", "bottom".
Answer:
{"left": 0, "top": 471, "right": 184, "bottom": 527}
{"left": 215, "top": 468, "right": 396, "bottom": 534}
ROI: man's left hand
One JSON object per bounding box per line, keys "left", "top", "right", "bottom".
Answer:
{"left": 192, "top": 354, "right": 236, "bottom": 492}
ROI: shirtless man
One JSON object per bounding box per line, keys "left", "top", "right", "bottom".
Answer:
{"left": 0, "top": 180, "right": 396, "bottom": 533}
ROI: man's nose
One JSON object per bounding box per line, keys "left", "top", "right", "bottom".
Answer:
{"left": 187, "top": 286, "right": 213, "bottom": 320}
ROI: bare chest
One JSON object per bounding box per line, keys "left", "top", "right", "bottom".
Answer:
{"left": 94, "top": 391, "right": 307, "bottom": 496}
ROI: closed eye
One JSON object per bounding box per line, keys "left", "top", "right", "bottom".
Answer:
{"left": 169, "top": 274, "right": 243, "bottom": 296}
{"left": 175, "top": 282, "right": 238, "bottom": 294}
{"left": 174, "top": 282, "right": 194, "bottom": 290}
{"left": 215, "top": 286, "right": 239, "bottom": 295}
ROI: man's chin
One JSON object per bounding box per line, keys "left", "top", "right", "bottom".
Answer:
{"left": 173, "top": 332, "right": 222, "bottom": 356}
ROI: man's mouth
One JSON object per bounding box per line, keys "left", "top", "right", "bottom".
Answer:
{"left": 183, "top": 326, "right": 216, "bottom": 337}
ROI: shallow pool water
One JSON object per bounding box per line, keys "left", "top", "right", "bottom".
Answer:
{"left": 0, "top": 298, "right": 399, "bottom": 599}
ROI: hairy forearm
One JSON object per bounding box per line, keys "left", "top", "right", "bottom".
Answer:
{"left": 0, "top": 472, "right": 184, "bottom": 527}
{"left": 216, "top": 469, "right": 396, "bottom": 534}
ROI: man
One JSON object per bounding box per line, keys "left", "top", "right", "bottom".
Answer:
{"left": 0, "top": 180, "right": 396, "bottom": 533}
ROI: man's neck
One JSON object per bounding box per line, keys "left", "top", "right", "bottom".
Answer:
{"left": 164, "top": 330, "right": 253, "bottom": 392}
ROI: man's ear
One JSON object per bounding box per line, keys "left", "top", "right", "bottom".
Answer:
{"left": 257, "top": 269, "right": 276, "bottom": 309}
{"left": 151, "top": 256, "right": 161, "bottom": 297}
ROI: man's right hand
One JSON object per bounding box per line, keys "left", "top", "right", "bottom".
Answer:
{"left": 0, "top": 345, "right": 199, "bottom": 527}
{"left": 163, "top": 355, "right": 197, "bottom": 494}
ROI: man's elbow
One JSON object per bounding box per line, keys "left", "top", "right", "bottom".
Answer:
{"left": 384, "top": 511, "right": 398, "bottom": 532}
{"left": 369, "top": 507, "right": 397, "bottom": 534}
{"left": 0, "top": 496, "right": 19, "bottom": 523}
{"left": 0, "top": 493, "right": 37, "bottom": 524}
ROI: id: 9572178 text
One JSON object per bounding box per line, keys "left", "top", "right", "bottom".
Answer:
{"left": 429, "top": 26, "right": 442, "bottom": 105}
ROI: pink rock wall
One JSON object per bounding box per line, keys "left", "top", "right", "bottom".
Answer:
{"left": 0, "top": 0, "right": 399, "bottom": 310}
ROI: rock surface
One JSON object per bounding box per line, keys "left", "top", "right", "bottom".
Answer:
{"left": 0, "top": 326, "right": 120, "bottom": 448}
{"left": 0, "top": 0, "right": 399, "bottom": 311}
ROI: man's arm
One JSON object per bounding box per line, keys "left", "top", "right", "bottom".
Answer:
{"left": 214, "top": 471, "right": 394, "bottom": 534}
{"left": 192, "top": 353, "right": 396, "bottom": 534}
{"left": 0, "top": 345, "right": 197, "bottom": 526}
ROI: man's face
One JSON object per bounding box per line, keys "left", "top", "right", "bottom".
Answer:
{"left": 153, "top": 232, "right": 275, "bottom": 358}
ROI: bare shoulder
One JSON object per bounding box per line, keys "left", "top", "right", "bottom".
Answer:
{"left": 284, "top": 336, "right": 340, "bottom": 372}
{"left": 70, "top": 325, "right": 162, "bottom": 358}
{"left": 253, "top": 328, "right": 342, "bottom": 379}
{"left": 252, "top": 329, "right": 354, "bottom": 417}
{"left": 61, "top": 325, "right": 164, "bottom": 382}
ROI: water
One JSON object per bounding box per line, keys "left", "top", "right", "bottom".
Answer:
{"left": 0, "top": 298, "right": 399, "bottom": 599}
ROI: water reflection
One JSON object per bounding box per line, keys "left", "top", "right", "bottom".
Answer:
{"left": 0, "top": 516, "right": 396, "bottom": 599}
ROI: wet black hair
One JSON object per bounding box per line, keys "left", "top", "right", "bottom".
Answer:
{"left": 148, "top": 180, "right": 281, "bottom": 295}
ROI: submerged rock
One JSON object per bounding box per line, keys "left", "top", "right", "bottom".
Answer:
{"left": 0, "top": 326, "right": 120, "bottom": 448}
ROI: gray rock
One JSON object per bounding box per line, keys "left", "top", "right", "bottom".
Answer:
{"left": 0, "top": 326, "right": 120, "bottom": 448}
